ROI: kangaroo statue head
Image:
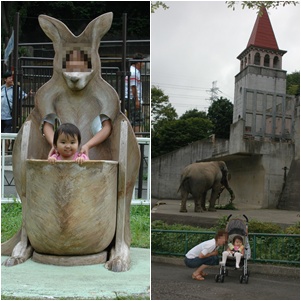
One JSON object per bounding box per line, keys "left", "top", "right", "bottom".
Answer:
{"left": 38, "top": 13, "right": 113, "bottom": 91}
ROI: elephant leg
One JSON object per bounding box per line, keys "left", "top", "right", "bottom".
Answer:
{"left": 179, "top": 189, "right": 188, "bottom": 213}
{"left": 208, "top": 188, "right": 220, "bottom": 212}
{"left": 201, "top": 191, "right": 207, "bottom": 211}
{"left": 193, "top": 194, "right": 203, "bottom": 213}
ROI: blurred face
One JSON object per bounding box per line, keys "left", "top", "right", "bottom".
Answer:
{"left": 55, "top": 133, "right": 79, "bottom": 160}
{"left": 5, "top": 76, "right": 13, "bottom": 87}
{"left": 234, "top": 239, "right": 243, "bottom": 247}
{"left": 217, "top": 234, "right": 228, "bottom": 246}
{"left": 135, "top": 61, "right": 144, "bottom": 70}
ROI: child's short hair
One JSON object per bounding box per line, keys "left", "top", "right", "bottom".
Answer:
{"left": 233, "top": 235, "right": 243, "bottom": 244}
{"left": 53, "top": 123, "right": 81, "bottom": 146}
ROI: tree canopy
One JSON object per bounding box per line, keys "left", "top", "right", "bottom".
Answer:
{"left": 151, "top": 86, "right": 177, "bottom": 126}
{"left": 152, "top": 117, "right": 213, "bottom": 158}
{"left": 226, "top": 1, "right": 299, "bottom": 12}
{"left": 151, "top": 87, "right": 235, "bottom": 157}
{"left": 286, "top": 71, "right": 300, "bottom": 96}
{"left": 207, "top": 97, "right": 234, "bottom": 139}
{"left": 1, "top": 1, "right": 150, "bottom": 43}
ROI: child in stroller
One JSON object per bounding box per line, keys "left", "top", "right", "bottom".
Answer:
{"left": 215, "top": 214, "right": 251, "bottom": 284}
{"left": 220, "top": 235, "right": 245, "bottom": 269}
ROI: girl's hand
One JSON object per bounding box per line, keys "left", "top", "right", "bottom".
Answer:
{"left": 48, "top": 157, "right": 57, "bottom": 164}
{"left": 75, "top": 156, "right": 86, "bottom": 165}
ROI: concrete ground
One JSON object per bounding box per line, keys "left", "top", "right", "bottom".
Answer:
{"left": 1, "top": 248, "right": 150, "bottom": 300}
{"left": 151, "top": 198, "right": 300, "bottom": 228}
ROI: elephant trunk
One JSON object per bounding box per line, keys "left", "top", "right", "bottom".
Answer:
{"left": 221, "top": 171, "right": 235, "bottom": 202}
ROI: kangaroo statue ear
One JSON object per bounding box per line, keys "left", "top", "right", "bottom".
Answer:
{"left": 38, "top": 15, "right": 74, "bottom": 46}
{"left": 82, "top": 12, "right": 113, "bottom": 49}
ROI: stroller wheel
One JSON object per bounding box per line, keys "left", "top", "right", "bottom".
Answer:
{"left": 221, "top": 275, "right": 225, "bottom": 283}
{"left": 215, "top": 275, "right": 219, "bottom": 282}
{"left": 239, "top": 274, "right": 249, "bottom": 284}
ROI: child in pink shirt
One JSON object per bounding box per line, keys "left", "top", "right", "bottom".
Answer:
{"left": 48, "top": 123, "right": 89, "bottom": 165}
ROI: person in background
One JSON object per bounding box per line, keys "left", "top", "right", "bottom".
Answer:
{"left": 1, "top": 71, "right": 31, "bottom": 152}
{"left": 125, "top": 53, "right": 144, "bottom": 133}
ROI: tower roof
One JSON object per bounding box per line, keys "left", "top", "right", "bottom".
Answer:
{"left": 247, "top": 6, "right": 279, "bottom": 50}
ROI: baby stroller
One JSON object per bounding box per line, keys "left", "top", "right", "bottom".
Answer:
{"left": 215, "top": 214, "right": 251, "bottom": 284}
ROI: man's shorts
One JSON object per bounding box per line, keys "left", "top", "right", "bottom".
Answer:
{"left": 125, "top": 98, "right": 144, "bottom": 127}
{"left": 1, "top": 119, "right": 13, "bottom": 133}
{"left": 184, "top": 255, "right": 219, "bottom": 268}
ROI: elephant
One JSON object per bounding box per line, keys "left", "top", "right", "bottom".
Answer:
{"left": 178, "top": 161, "right": 235, "bottom": 212}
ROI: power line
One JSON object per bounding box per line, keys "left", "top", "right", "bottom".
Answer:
{"left": 152, "top": 82, "right": 208, "bottom": 91}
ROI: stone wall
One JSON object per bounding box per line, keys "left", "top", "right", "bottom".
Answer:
{"left": 151, "top": 125, "right": 295, "bottom": 209}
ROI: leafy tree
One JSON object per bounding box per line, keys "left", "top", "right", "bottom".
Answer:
{"left": 286, "top": 71, "right": 300, "bottom": 96}
{"left": 207, "top": 97, "right": 233, "bottom": 139}
{"left": 180, "top": 109, "right": 207, "bottom": 120}
{"left": 1, "top": 1, "right": 150, "bottom": 44}
{"left": 151, "top": 1, "right": 169, "bottom": 13}
{"left": 152, "top": 117, "right": 213, "bottom": 157}
{"left": 226, "top": 1, "right": 299, "bottom": 12}
{"left": 151, "top": 86, "right": 177, "bottom": 126}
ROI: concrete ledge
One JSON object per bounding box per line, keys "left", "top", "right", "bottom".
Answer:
{"left": 152, "top": 255, "right": 300, "bottom": 278}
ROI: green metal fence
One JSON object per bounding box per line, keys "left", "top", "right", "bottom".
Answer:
{"left": 151, "top": 229, "right": 300, "bottom": 265}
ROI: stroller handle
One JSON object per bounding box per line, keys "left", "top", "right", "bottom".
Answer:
{"left": 243, "top": 214, "right": 249, "bottom": 222}
{"left": 226, "top": 214, "right": 249, "bottom": 222}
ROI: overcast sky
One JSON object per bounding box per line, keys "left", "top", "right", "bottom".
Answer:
{"left": 151, "top": 1, "right": 300, "bottom": 117}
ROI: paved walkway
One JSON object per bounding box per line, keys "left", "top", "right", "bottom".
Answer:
{"left": 1, "top": 248, "right": 150, "bottom": 300}
{"left": 151, "top": 199, "right": 300, "bottom": 228}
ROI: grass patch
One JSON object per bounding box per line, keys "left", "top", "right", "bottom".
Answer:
{"left": 1, "top": 202, "right": 22, "bottom": 243}
{"left": 130, "top": 205, "right": 150, "bottom": 248}
{"left": 1, "top": 203, "right": 150, "bottom": 248}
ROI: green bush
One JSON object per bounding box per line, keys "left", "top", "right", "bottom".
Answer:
{"left": 284, "top": 222, "right": 300, "bottom": 234}
{"left": 248, "top": 219, "right": 283, "bottom": 233}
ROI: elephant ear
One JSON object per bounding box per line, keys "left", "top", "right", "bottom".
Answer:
{"left": 218, "top": 161, "right": 227, "bottom": 171}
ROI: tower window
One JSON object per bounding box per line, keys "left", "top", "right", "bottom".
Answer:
{"left": 273, "top": 56, "right": 280, "bottom": 69}
{"left": 254, "top": 53, "right": 260, "bottom": 65}
{"left": 264, "top": 54, "right": 270, "bottom": 67}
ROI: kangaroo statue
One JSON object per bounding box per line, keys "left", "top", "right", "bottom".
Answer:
{"left": 1, "top": 12, "right": 140, "bottom": 272}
